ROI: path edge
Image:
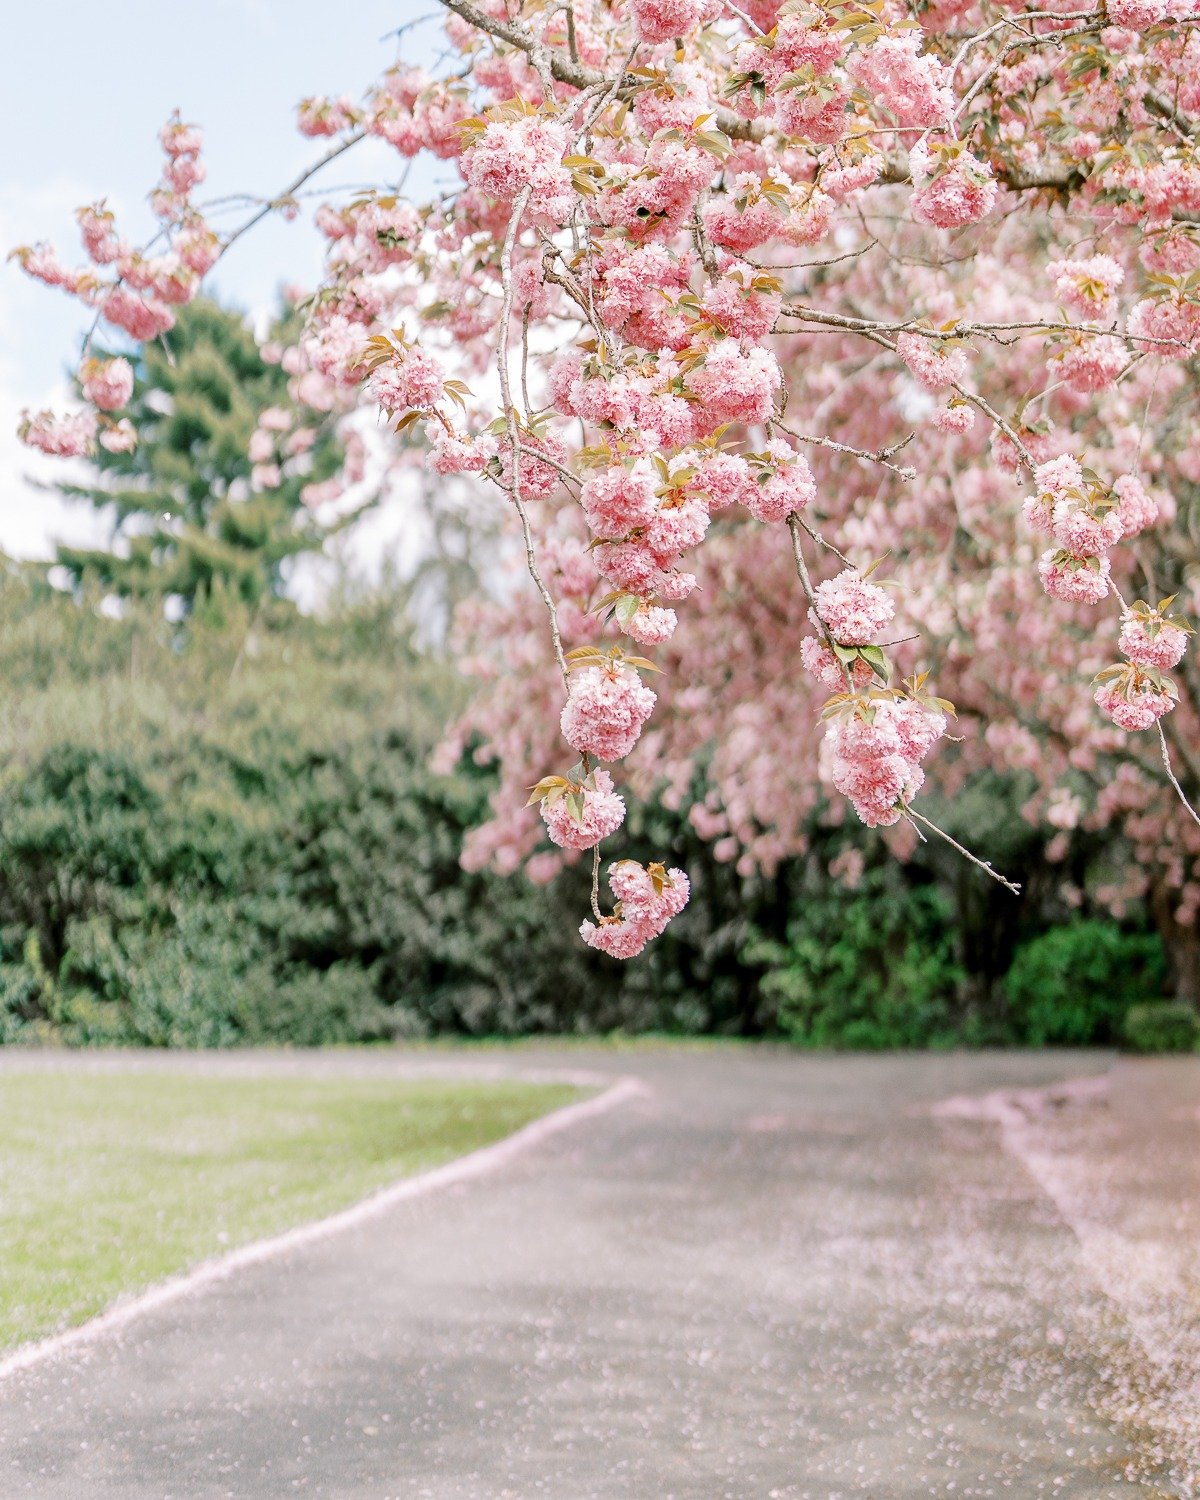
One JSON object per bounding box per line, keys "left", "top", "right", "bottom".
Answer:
{"left": 0, "top": 1070, "right": 644, "bottom": 1383}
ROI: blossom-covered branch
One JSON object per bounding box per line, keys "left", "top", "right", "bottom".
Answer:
{"left": 16, "top": 0, "right": 1200, "bottom": 950}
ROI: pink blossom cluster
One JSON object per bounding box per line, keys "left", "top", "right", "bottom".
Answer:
{"left": 909, "top": 141, "right": 998, "bottom": 229}
{"left": 80, "top": 357, "right": 134, "bottom": 412}
{"left": 628, "top": 0, "right": 717, "bottom": 45}
{"left": 828, "top": 699, "right": 947, "bottom": 828}
{"left": 850, "top": 37, "right": 952, "bottom": 128}
{"left": 1119, "top": 610, "right": 1189, "bottom": 671}
{"left": 579, "top": 860, "right": 691, "bottom": 958}
{"left": 580, "top": 461, "right": 659, "bottom": 540}
{"left": 540, "top": 769, "right": 627, "bottom": 851}
{"left": 800, "top": 636, "right": 873, "bottom": 693}
{"left": 895, "top": 332, "right": 969, "bottom": 392}
{"left": 297, "top": 96, "right": 361, "bottom": 137}
{"left": 811, "top": 569, "right": 895, "bottom": 646}
{"left": 156, "top": 110, "right": 207, "bottom": 204}
{"left": 1053, "top": 337, "right": 1125, "bottom": 393}
{"left": 1025, "top": 456, "right": 1131, "bottom": 605}
{"left": 18, "top": 408, "right": 97, "bottom": 457}
{"left": 368, "top": 349, "right": 446, "bottom": 414}
{"left": 365, "top": 69, "right": 471, "bottom": 159}
{"left": 462, "top": 115, "right": 572, "bottom": 224}
{"left": 744, "top": 441, "right": 816, "bottom": 524}
{"left": 1047, "top": 255, "right": 1124, "bottom": 322}
{"left": 560, "top": 665, "right": 657, "bottom": 762}
{"left": 1094, "top": 672, "right": 1177, "bottom": 731}
{"left": 15, "top": 113, "right": 215, "bottom": 462}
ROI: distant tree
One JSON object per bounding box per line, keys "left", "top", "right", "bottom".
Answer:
{"left": 54, "top": 298, "right": 347, "bottom": 614}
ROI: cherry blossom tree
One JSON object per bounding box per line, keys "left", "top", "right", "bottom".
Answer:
{"left": 14, "top": 0, "right": 1200, "bottom": 970}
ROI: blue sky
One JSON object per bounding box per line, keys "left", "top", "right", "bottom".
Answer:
{"left": 1, "top": 0, "right": 438, "bottom": 557}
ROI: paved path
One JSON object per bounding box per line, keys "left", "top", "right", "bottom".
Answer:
{"left": 0, "top": 1047, "right": 1197, "bottom": 1498}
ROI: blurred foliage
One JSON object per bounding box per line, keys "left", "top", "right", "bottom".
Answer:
{"left": 0, "top": 556, "right": 1186, "bottom": 1049}
{"left": 744, "top": 865, "right": 965, "bottom": 1048}
{"left": 1001, "top": 921, "right": 1167, "bottom": 1046}
{"left": 1122, "top": 1000, "right": 1200, "bottom": 1054}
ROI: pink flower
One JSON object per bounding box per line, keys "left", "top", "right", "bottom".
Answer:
{"left": 1047, "top": 254, "right": 1124, "bottom": 322}
{"left": 251, "top": 462, "right": 282, "bottom": 490}
{"left": 1111, "top": 473, "right": 1158, "bottom": 535}
{"left": 541, "top": 769, "right": 627, "bottom": 851}
{"left": 462, "top": 116, "right": 572, "bottom": 224}
{"left": 1094, "top": 676, "right": 1175, "bottom": 730}
{"left": 629, "top": 0, "right": 716, "bottom": 45}
{"left": 622, "top": 604, "right": 678, "bottom": 645}
{"left": 1128, "top": 296, "right": 1200, "bottom": 357}
{"left": 896, "top": 331, "right": 969, "bottom": 391}
{"left": 598, "top": 541, "right": 669, "bottom": 596}
{"left": 102, "top": 287, "right": 175, "bottom": 341}
{"left": 1025, "top": 455, "right": 1083, "bottom": 533}
{"left": 176, "top": 223, "right": 220, "bottom": 276}
{"left": 297, "top": 96, "right": 360, "bottom": 137}
{"left": 1106, "top": 0, "right": 1167, "bottom": 27}
{"left": 801, "top": 636, "right": 878, "bottom": 692}
{"left": 692, "top": 450, "right": 756, "bottom": 510}
{"left": 745, "top": 441, "right": 816, "bottom": 523}
{"left": 1038, "top": 549, "right": 1111, "bottom": 604}
{"left": 644, "top": 494, "right": 710, "bottom": 560}
{"left": 909, "top": 141, "right": 997, "bottom": 229}
{"left": 877, "top": 698, "right": 946, "bottom": 763}
{"left": 368, "top": 348, "right": 445, "bottom": 413}
{"left": 851, "top": 36, "right": 952, "bottom": 128}
{"left": 812, "top": 569, "right": 895, "bottom": 645}
{"left": 580, "top": 462, "right": 659, "bottom": 540}
{"left": 496, "top": 431, "right": 568, "bottom": 500}
{"left": 162, "top": 155, "right": 206, "bottom": 197}
{"left": 933, "top": 402, "right": 975, "bottom": 434}
{"left": 1054, "top": 338, "right": 1125, "bottom": 393}
{"left": 159, "top": 114, "right": 204, "bottom": 157}
{"left": 99, "top": 418, "right": 137, "bottom": 454}
{"left": 776, "top": 87, "right": 849, "bottom": 145}
{"left": 560, "top": 665, "right": 657, "bottom": 761}
{"left": 80, "top": 356, "right": 134, "bottom": 412}
{"left": 430, "top": 428, "right": 494, "bottom": 475}
{"left": 687, "top": 341, "right": 781, "bottom": 428}
{"left": 825, "top": 695, "right": 943, "bottom": 827}
{"left": 12, "top": 243, "right": 78, "bottom": 290}
{"left": 1050, "top": 497, "right": 1122, "bottom": 555}
{"left": 301, "top": 478, "right": 343, "bottom": 509}
{"left": 579, "top": 861, "right": 691, "bottom": 958}
{"left": 77, "top": 205, "right": 122, "bottom": 265}
{"left": 18, "top": 408, "right": 97, "bottom": 457}
{"left": 1119, "top": 613, "right": 1188, "bottom": 670}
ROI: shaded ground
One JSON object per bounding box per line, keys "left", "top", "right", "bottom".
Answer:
{"left": 0, "top": 1046, "right": 1196, "bottom": 1498}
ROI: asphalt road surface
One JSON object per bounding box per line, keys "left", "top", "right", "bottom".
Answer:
{"left": 0, "top": 1046, "right": 1196, "bottom": 1499}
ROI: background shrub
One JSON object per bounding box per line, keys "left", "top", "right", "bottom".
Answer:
{"left": 1002, "top": 921, "right": 1167, "bottom": 1045}
{"left": 1122, "top": 1000, "right": 1200, "bottom": 1054}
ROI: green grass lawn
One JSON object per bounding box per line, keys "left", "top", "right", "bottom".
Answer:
{"left": 0, "top": 1069, "right": 577, "bottom": 1352}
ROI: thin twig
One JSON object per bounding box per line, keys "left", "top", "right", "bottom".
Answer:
{"left": 221, "top": 132, "right": 365, "bottom": 257}
{"left": 775, "top": 418, "right": 917, "bottom": 479}
{"left": 1158, "top": 723, "right": 1200, "bottom": 831}
{"left": 905, "top": 809, "right": 1022, "bottom": 893}
{"left": 497, "top": 189, "right": 569, "bottom": 687}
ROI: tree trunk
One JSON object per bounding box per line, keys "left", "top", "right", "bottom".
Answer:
{"left": 1150, "top": 881, "right": 1200, "bottom": 1005}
